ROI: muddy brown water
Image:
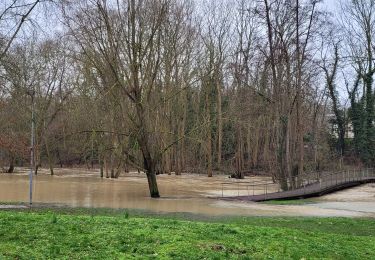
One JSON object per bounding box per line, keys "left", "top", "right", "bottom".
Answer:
{"left": 1, "top": 168, "right": 374, "bottom": 217}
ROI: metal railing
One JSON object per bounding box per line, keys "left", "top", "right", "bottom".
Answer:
{"left": 220, "top": 168, "right": 375, "bottom": 199}
{"left": 220, "top": 181, "right": 277, "bottom": 198}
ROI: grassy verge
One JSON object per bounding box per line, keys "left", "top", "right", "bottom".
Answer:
{"left": 0, "top": 208, "right": 374, "bottom": 259}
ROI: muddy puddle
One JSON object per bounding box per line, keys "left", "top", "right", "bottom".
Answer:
{"left": 0, "top": 168, "right": 374, "bottom": 217}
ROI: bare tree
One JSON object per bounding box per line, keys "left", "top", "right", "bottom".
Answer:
{"left": 0, "top": 0, "right": 43, "bottom": 60}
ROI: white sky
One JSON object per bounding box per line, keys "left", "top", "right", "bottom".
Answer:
{"left": 323, "top": 0, "right": 338, "bottom": 11}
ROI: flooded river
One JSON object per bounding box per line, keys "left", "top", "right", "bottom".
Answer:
{"left": 1, "top": 168, "right": 375, "bottom": 217}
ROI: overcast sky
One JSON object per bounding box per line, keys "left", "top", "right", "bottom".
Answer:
{"left": 323, "top": 0, "right": 337, "bottom": 10}
{"left": 320, "top": 0, "right": 341, "bottom": 16}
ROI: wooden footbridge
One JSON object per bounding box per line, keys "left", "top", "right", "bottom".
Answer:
{"left": 220, "top": 168, "right": 375, "bottom": 202}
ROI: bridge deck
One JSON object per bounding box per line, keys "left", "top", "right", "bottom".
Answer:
{"left": 222, "top": 172, "right": 375, "bottom": 202}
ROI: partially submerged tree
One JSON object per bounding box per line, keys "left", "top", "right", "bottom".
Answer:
{"left": 3, "top": 0, "right": 373, "bottom": 198}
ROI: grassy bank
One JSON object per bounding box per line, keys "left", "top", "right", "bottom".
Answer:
{"left": 0, "top": 209, "right": 374, "bottom": 259}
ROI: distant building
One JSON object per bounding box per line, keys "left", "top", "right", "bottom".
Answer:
{"left": 327, "top": 113, "right": 354, "bottom": 139}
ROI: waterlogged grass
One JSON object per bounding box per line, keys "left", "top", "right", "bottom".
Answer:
{"left": 0, "top": 210, "right": 374, "bottom": 259}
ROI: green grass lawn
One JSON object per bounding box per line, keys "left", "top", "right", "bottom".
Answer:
{"left": 0, "top": 209, "right": 374, "bottom": 259}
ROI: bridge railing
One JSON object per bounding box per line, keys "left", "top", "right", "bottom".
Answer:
{"left": 316, "top": 168, "right": 375, "bottom": 189}
{"left": 220, "top": 168, "right": 375, "bottom": 198}
{"left": 220, "top": 180, "right": 277, "bottom": 197}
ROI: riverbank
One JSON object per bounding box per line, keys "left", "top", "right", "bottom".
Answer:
{"left": 0, "top": 209, "right": 374, "bottom": 259}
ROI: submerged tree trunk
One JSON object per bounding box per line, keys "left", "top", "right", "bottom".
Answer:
{"left": 146, "top": 168, "right": 159, "bottom": 198}
{"left": 136, "top": 103, "right": 160, "bottom": 198}
{"left": 140, "top": 144, "right": 160, "bottom": 198}
{"left": 6, "top": 156, "right": 14, "bottom": 173}
{"left": 104, "top": 158, "right": 109, "bottom": 178}
{"left": 99, "top": 157, "right": 104, "bottom": 178}
{"left": 44, "top": 137, "right": 54, "bottom": 175}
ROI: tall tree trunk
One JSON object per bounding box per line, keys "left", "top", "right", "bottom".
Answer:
{"left": 365, "top": 72, "right": 374, "bottom": 163}
{"left": 246, "top": 123, "right": 252, "bottom": 168}
{"left": 235, "top": 125, "right": 244, "bottom": 179}
{"left": 296, "top": 0, "right": 304, "bottom": 177}
{"left": 279, "top": 116, "right": 289, "bottom": 190}
{"left": 252, "top": 121, "right": 260, "bottom": 168}
{"left": 216, "top": 81, "right": 222, "bottom": 170}
{"left": 324, "top": 44, "right": 346, "bottom": 158}
{"left": 175, "top": 86, "right": 187, "bottom": 176}
{"left": 206, "top": 90, "right": 213, "bottom": 177}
